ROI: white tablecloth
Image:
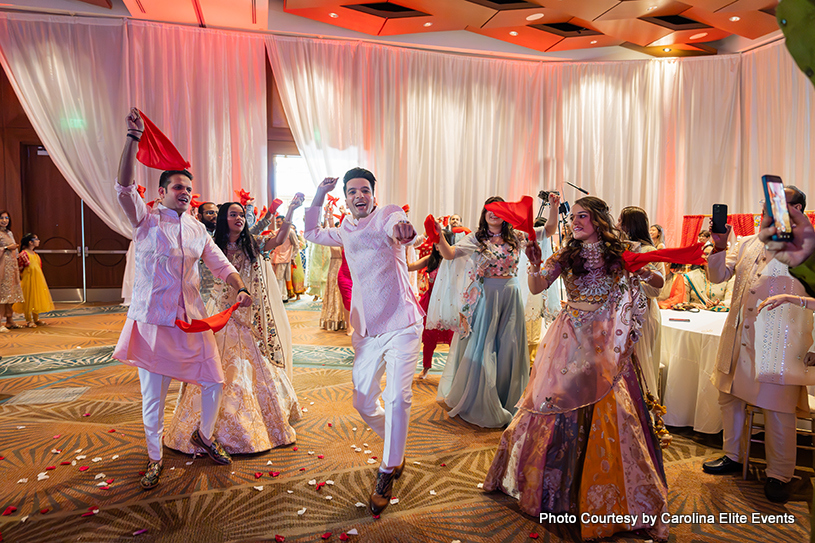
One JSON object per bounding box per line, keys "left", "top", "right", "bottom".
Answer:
{"left": 659, "top": 309, "right": 728, "bottom": 434}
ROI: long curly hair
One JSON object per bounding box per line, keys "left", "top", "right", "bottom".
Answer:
{"left": 475, "top": 196, "right": 519, "bottom": 252}
{"left": 618, "top": 206, "right": 654, "bottom": 248}
{"left": 214, "top": 202, "right": 258, "bottom": 263}
{"left": 559, "top": 196, "right": 625, "bottom": 276}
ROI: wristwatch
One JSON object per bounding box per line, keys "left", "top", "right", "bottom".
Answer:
{"left": 237, "top": 287, "right": 250, "bottom": 296}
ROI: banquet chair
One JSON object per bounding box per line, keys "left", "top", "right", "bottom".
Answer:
{"left": 741, "top": 396, "right": 815, "bottom": 480}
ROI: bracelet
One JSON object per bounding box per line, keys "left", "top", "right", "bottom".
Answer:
{"left": 801, "top": 297, "right": 807, "bottom": 309}
{"left": 237, "top": 287, "right": 250, "bottom": 296}
{"left": 126, "top": 133, "right": 141, "bottom": 142}
{"left": 527, "top": 266, "right": 542, "bottom": 278}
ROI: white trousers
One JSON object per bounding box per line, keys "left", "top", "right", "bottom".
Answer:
{"left": 719, "top": 391, "right": 797, "bottom": 482}
{"left": 274, "top": 263, "right": 291, "bottom": 300}
{"left": 138, "top": 368, "right": 222, "bottom": 462}
{"left": 351, "top": 322, "right": 422, "bottom": 471}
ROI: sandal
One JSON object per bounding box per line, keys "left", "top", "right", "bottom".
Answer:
{"left": 34, "top": 321, "right": 46, "bottom": 326}
{"left": 25, "top": 322, "right": 36, "bottom": 328}
{"left": 5, "top": 322, "right": 20, "bottom": 329}
{"left": 140, "top": 460, "right": 163, "bottom": 489}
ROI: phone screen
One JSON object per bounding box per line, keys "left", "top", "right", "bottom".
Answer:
{"left": 762, "top": 175, "right": 792, "bottom": 239}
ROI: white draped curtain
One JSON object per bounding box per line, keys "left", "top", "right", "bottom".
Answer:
{"left": 267, "top": 36, "right": 813, "bottom": 245}
{"left": 1, "top": 12, "right": 812, "bottom": 243}
{"left": 0, "top": 14, "right": 267, "bottom": 238}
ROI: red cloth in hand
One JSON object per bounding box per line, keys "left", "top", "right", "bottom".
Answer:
{"left": 622, "top": 243, "right": 706, "bottom": 273}
{"left": 235, "top": 189, "right": 251, "bottom": 207}
{"left": 176, "top": 302, "right": 240, "bottom": 334}
{"left": 452, "top": 227, "right": 471, "bottom": 235}
{"left": 136, "top": 109, "right": 191, "bottom": 170}
{"left": 269, "top": 198, "right": 283, "bottom": 215}
{"left": 484, "top": 196, "right": 536, "bottom": 242}
{"left": 424, "top": 214, "right": 439, "bottom": 244}
{"left": 136, "top": 185, "right": 147, "bottom": 199}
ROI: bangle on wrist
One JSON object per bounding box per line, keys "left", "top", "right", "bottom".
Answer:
{"left": 126, "top": 133, "right": 141, "bottom": 142}
{"left": 237, "top": 287, "right": 250, "bottom": 296}
{"left": 801, "top": 296, "right": 807, "bottom": 308}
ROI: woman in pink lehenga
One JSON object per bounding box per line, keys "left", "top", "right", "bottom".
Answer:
{"left": 484, "top": 196, "right": 669, "bottom": 542}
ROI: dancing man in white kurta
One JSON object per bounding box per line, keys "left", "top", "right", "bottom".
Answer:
{"left": 112, "top": 108, "right": 252, "bottom": 489}
{"left": 304, "top": 169, "right": 423, "bottom": 515}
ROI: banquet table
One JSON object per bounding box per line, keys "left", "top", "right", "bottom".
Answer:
{"left": 659, "top": 309, "right": 728, "bottom": 434}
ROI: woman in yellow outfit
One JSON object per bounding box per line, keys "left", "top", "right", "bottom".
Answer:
{"left": 13, "top": 233, "right": 54, "bottom": 327}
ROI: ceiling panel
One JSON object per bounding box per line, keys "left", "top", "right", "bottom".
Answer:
{"left": 591, "top": 17, "right": 674, "bottom": 46}
{"left": 537, "top": 0, "right": 621, "bottom": 22}
{"left": 594, "top": 0, "right": 690, "bottom": 21}
{"left": 201, "top": 0, "right": 269, "bottom": 30}
{"left": 466, "top": 23, "right": 562, "bottom": 53}
{"left": 683, "top": 5, "right": 779, "bottom": 39}
{"left": 121, "top": 0, "right": 200, "bottom": 25}
{"left": 479, "top": 6, "right": 572, "bottom": 29}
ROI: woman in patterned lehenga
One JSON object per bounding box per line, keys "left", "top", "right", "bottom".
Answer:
{"left": 484, "top": 197, "right": 669, "bottom": 542}
{"left": 165, "top": 197, "right": 303, "bottom": 455}
{"left": 0, "top": 210, "right": 24, "bottom": 332}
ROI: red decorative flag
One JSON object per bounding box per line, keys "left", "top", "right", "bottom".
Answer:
{"left": 235, "top": 189, "right": 252, "bottom": 207}
{"left": 136, "top": 185, "right": 147, "bottom": 199}
{"left": 189, "top": 194, "right": 203, "bottom": 209}
{"left": 269, "top": 198, "right": 283, "bottom": 215}
{"left": 175, "top": 302, "right": 240, "bottom": 334}
{"left": 442, "top": 215, "right": 449, "bottom": 227}
{"left": 452, "top": 227, "right": 472, "bottom": 235}
{"left": 424, "top": 214, "right": 439, "bottom": 244}
{"left": 621, "top": 243, "right": 706, "bottom": 273}
{"left": 260, "top": 206, "right": 267, "bottom": 216}
{"left": 402, "top": 204, "right": 410, "bottom": 214}
{"left": 135, "top": 109, "right": 190, "bottom": 170}
{"left": 326, "top": 194, "right": 340, "bottom": 210}
{"left": 485, "top": 196, "right": 536, "bottom": 242}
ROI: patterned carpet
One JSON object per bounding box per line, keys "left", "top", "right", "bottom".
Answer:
{"left": 0, "top": 304, "right": 811, "bottom": 542}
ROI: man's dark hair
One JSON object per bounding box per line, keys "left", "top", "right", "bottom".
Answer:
{"left": 343, "top": 168, "right": 376, "bottom": 195}
{"left": 786, "top": 185, "right": 807, "bottom": 211}
{"left": 159, "top": 169, "right": 193, "bottom": 190}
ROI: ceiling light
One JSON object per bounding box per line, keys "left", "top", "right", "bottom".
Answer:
{"left": 729, "top": 16, "right": 740, "bottom": 22}
{"left": 590, "top": 40, "right": 597, "bottom": 44}
{"left": 525, "top": 13, "right": 544, "bottom": 21}
{"left": 647, "top": 6, "right": 657, "bottom": 11}
{"left": 329, "top": 12, "right": 339, "bottom": 18}
{"left": 509, "top": 31, "right": 519, "bottom": 36}
{"left": 663, "top": 48, "right": 671, "bottom": 52}
{"left": 423, "top": 22, "right": 433, "bottom": 27}
{"left": 690, "top": 32, "right": 708, "bottom": 40}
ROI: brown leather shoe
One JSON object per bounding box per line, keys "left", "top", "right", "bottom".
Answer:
{"left": 369, "top": 470, "right": 396, "bottom": 515}
{"left": 393, "top": 458, "right": 406, "bottom": 480}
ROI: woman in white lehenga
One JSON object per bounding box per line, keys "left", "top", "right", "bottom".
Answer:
{"left": 165, "top": 196, "right": 304, "bottom": 454}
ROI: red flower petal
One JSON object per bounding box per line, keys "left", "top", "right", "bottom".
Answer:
{"left": 321, "top": 532, "right": 332, "bottom": 540}
{"left": 100, "top": 486, "right": 110, "bottom": 490}
{"left": 339, "top": 534, "right": 348, "bottom": 541}
{"left": 0, "top": 456, "right": 4, "bottom": 460}
{"left": 275, "top": 536, "right": 285, "bottom": 543}
{"left": 299, "top": 468, "right": 306, "bottom": 471}
{"left": 270, "top": 471, "right": 280, "bottom": 477}
{"left": 83, "top": 413, "right": 91, "bottom": 417}
{"left": 45, "top": 466, "right": 56, "bottom": 470}
{"left": 138, "top": 471, "right": 145, "bottom": 476}
{"left": 292, "top": 447, "right": 298, "bottom": 451}
{"left": 372, "top": 514, "right": 380, "bottom": 519}
{"left": 371, "top": 456, "right": 377, "bottom": 460}
{"left": 53, "top": 435, "right": 61, "bottom": 439}
{"left": 106, "top": 478, "right": 114, "bottom": 484}
{"left": 317, "top": 455, "right": 324, "bottom": 459}
{"left": 440, "top": 463, "right": 446, "bottom": 467}
{"left": 2, "top": 507, "right": 16, "bottom": 516}
{"left": 327, "top": 423, "right": 332, "bottom": 427}
{"left": 60, "top": 461, "right": 71, "bottom": 465}
{"left": 254, "top": 472, "right": 263, "bottom": 479}
{"left": 529, "top": 533, "right": 539, "bottom": 539}
{"left": 79, "top": 466, "right": 89, "bottom": 472}
{"left": 107, "top": 429, "right": 116, "bottom": 433}
{"left": 40, "top": 509, "right": 49, "bottom": 514}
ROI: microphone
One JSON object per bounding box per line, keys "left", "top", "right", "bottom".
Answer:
{"left": 565, "top": 181, "right": 589, "bottom": 195}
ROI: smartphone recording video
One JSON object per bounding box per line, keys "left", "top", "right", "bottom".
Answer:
{"left": 761, "top": 175, "right": 793, "bottom": 241}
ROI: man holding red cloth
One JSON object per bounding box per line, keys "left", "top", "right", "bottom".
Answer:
{"left": 113, "top": 108, "right": 251, "bottom": 489}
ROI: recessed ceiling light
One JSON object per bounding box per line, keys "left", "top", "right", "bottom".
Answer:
{"left": 509, "top": 31, "right": 519, "bottom": 36}
{"left": 647, "top": 6, "right": 657, "bottom": 11}
{"left": 663, "top": 47, "right": 671, "bottom": 52}
{"left": 590, "top": 40, "right": 597, "bottom": 44}
{"left": 423, "top": 22, "right": 433, "bottom": 27}
{"left": 729, "top": 16, "right": 740, "bottom": 22}
{"left": 329, "top": 12, "right": 338, "bottom": 18}
{"left": 526, "top": 13, "right": 544, "bottom": 21}
{"left": 690, "top": 32, "right": 708, "bottom": 40}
